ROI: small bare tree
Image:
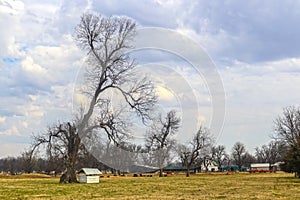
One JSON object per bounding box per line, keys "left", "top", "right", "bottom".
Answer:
{"left": 32, "top": 12, "right": 156, "bottom": 183}
{"left": 146, "top": 110, "right": 180, "bottom": 177}
{"left": 20, "top": 150, "right": 36, "bottom": 174}
{"left": 211, "top": 145, "right": 228, "bottom": 171}
{"left": 231, "top": 142, "right": 246, "bottom": 171}
{"left": 242, "top": 152, "right": 256, "bottom": 169}
{"left": 178, "top": 126, "right": 212, "bottom": 177}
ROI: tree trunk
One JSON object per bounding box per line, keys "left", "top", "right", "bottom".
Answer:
{"left": 60, "top": 124, "right": 80, "bottom": 183}
{"left": 59, "top": 156, "right": 78, "bottom": 183}
{"left": 60, "top": 165, "right": 77, "bottom": 183}
{"left": 158, "top": 149, "right": 164, "bottom": 177}
{"left": 186, "top": 166, "right": 190, "bottom": 177}
{"left": 159, "top": 168, "right": 163, "bottom": 177}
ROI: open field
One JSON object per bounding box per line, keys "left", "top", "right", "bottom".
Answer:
{"left": 0, "top": 172, "right": 300, "bottom": 199}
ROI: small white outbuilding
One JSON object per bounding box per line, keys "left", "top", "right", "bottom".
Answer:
{"left": 78, "top": 168, "right": 102, "bottom": 183}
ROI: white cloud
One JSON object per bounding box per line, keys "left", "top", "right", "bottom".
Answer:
{"left": 25, "top": 105, "right": 44, "bottom": 118}
{"left": 0, "top": 0, "right": 86, "bottom": 157}
{"left": 21, "top": 121, "right": 28, "bottom": 128}
{"left": 0, "top": 143, "right": 29, "bottom": 158}
{"left": 217, "top": 57, "right": 300, "bottom": 151}
{"left": 0, "top": 116, "right": 6, "bottom": 123}
{"left": 0, "top": 4, "right": 20, "bottom": 57}
{"left": 0, "top": 0, "right": 24, "bottom": 15}
{"left": 156, "top": 85, "right": 175, "bottom": 101}
{"left": 21, "top": 56, "right": 47, "bottom": 75}
{"left": 28, "top": 95, "right": 38, "bottom": 101}
{"left": 0, "top": 126, "right": 19, "bottom": 136}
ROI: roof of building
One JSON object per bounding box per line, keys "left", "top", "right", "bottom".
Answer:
{"left": 211, "top": 161, "right": 218, "bottom": 166}
{"left": 250, "top": 163, "right": 270, "bottom": 168}
{"left": 78, "top": 168, "right": 102, "bottom": 175}
{"left": 128, "top": 164, "right": 159, "bottom": 173}
{"left": 164, "top": 166, "right": 187, "bottom": 171}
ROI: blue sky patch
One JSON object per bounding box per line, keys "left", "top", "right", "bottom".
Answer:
{"left": 2, "top": 57, "right": 21, "bottom": 63}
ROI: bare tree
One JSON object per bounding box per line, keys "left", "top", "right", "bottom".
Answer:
{"left": 274, "top": 106, "right": 300, "bottom": 177}
{"left": 32, "top": 122, "right": 81, "bottom": 182}
{"left": 255, "top": 145, "right": 269, "bottom": 163}
{"left": 20, "top": 151, "right": 36, "bottom": 173}
{"left": 242, "top": 152, "right": 256, "bottom": 169}
{"left": 275, "top": 106, "right": 300, "bottom": 147}
{"left": 255, "top": 140, "right": 286, "bottom": 165}
{"left": 146, "top": 110, "right": 180, "bottom": 177}
{"left": 178, "top": 126, "right": 212, "bottom": 177}
{"left": 200, "top": 153, "right": 213, "bottom": 173}
{"left": 32, "top": 12, "right": 156, "bottom": 183}
{"left": 231, "top": 142, "right": 246, "bottom": 171}
{"left": 211, "top": 145, "right": 228, "bottom": 171}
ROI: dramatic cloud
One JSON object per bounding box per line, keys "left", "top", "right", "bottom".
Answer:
{"left": 178, "top": 0, "right": 300, "bottom": 63}
{"left": 1, "top": 0, "right": 300, "bottom": 157}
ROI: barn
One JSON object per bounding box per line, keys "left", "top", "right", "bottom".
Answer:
{"left": 78, "top": 168, "right": 102, "bottom": 183}
{"left": 249, "top": 163, "right": 275, "bottom": 173}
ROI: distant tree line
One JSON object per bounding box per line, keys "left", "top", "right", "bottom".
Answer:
{"left": 2, "top": 106, "right": 299, "bottom": 178}
{"left": 0, "top": 150, "right": 109, "bottom": 176}
{"left": 0, "top": 131, "right": 288, "bottom": 177}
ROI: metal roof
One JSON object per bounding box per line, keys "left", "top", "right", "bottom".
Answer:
{"left": 250, "top": 163, "right": 270, "bottom": 168}
{"left": 211, "top": 161, "right": 218, "bottom": 166}
{"left": 78, "top": 168, "right": 102, "bottom": 175}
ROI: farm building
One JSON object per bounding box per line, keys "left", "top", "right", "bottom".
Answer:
{"left": 249, "top": 163, "right": 276, "bottom": 173}
{"left": 221, "top": 165, "right": 248, "bottom": 172}
{"left": 129, "top": 164, "right": 159, "bottom": 173}
{"left": 163, "top": 166, "right": 187, "bottom": 173}
{"left": 78, "top": 168, "right": 102, "bottom": 183}
{"left": 200, "top": 160, "right": 219, "bottom": 172}
{"left": 250, "top": 163, "right": 270, "bottom": 170}
{"left": 164, "top": 160, "right": 219, "bottom": 173}
{"left": 273, "top": 162, "right": 284, "bottom": 171}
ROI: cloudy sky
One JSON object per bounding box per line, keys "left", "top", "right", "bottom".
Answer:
{"left": 1, "top": 0, "right": 300, "bottom": 158}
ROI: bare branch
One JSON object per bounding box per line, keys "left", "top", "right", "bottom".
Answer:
{"left": 274, "top": 106, "right": 300, "bottom": 147}
{"left": 75, "top": 12, "right": 156, "bottom": 139}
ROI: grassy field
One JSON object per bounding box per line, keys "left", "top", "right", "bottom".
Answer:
{"left": 0, "top": 172, "right": 300, "bottom": 199}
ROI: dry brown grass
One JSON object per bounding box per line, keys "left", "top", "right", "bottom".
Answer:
{"left": 0, "top": 172, "right": 299, "bottom": 199}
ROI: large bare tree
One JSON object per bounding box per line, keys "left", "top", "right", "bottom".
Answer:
{"left": 146, "top": 110, "right": 180, "bottom": 177}
{"left": 32, "top": 12, "right": 156, "bottom": 183}
{"left": 178, "top": 126, "right": 213, "bottom": 177}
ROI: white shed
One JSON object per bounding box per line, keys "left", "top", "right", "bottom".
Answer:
{"left": 78, "top": 168, "right": 102, "bottom": 183}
